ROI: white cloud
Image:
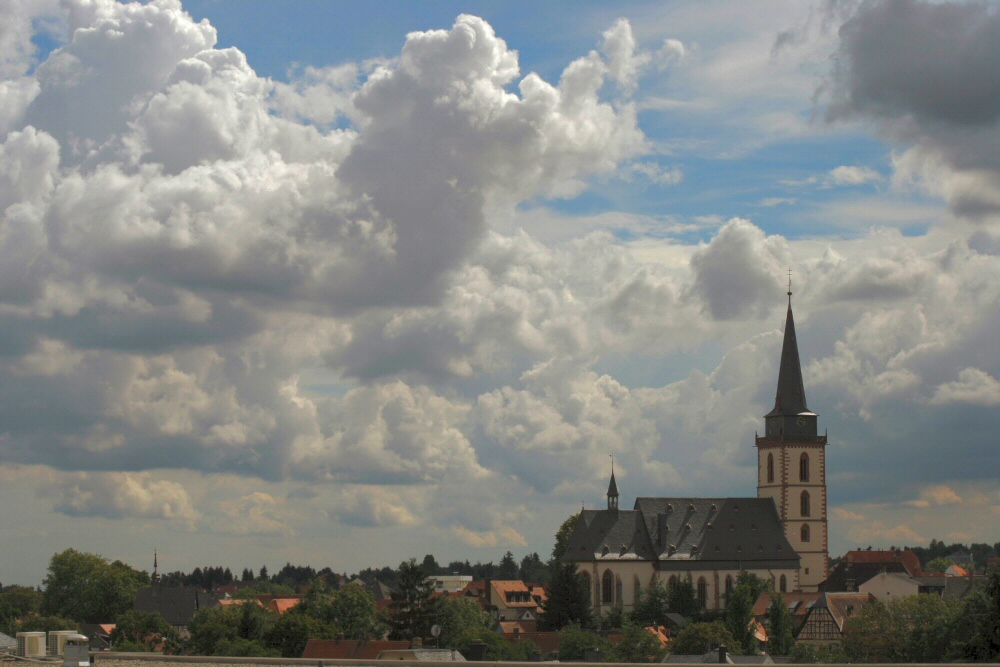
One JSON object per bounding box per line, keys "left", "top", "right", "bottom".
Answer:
{"left": 217, "top": 492, "right": 293, "bottom": 536}
{"left": 930, "top": 368, "right": 1000, "bottom": 407}
{"left": 826, "top": 165, "right": 882, "bottom": 187}
{"left": 43, "top": 471, "right": 199, "bottom": 528}
{"left": 689, "top": 218, "right": 790, "bottom": 320}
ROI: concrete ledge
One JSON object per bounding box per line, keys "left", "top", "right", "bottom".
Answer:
{"left": 87, "top": 658, "right": 1000, "bottom": 667}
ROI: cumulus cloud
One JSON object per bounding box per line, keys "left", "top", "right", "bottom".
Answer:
{"left": 930, "top": 368, "right": 1000, "bottom": 406}
{"left": 906, "top": 484, "right": 963, "bottom": 508}
{"left": 217, "top": 492, "right": 293, "bottom": 536}
{"left": 43, "top": 471, "right": 199, "bottom": 528}
{"left": 333, "top": 487, "right": 421, "bottom": 528}
{"left": 689, "top": 218, "right": 790, "bottom": 320}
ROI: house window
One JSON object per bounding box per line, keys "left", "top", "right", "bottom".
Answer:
{"left": 800, "top": 453, "right": 810, "bottom": 482}
{"left": 602, "top": 570, "right": 614, "bottom": 604}
{"left": 780, "top": 575, "right": 787, "bottom": 593}
{"left": 724, "top": 575, "right": 734, "bottom": 605}
{"left": 801, "top": 490, "right": 811, "bottom": 517}
{"left": 767, "top": 453, "right": 774, "bottom": 483}
{"left": 634, "top": 576, "right": 641, "bottom": 604}
{"left": 801, "top": 523, "right": 810, "bottom": 542}
{"left": 580, "top": 572, "right": 592, "bottom": 604}
{"left": 615, "top": 575, "right": 623, "bottom": 605}
{"left": 697, "top": 577, "right": 708, "bottom": 608}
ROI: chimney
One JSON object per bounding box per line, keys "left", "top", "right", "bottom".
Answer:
{"left": 718, "top": 645, "right": 728, "bottom": 664}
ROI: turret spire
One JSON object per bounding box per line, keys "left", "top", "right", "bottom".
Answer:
{"left": 607, "top": 456, "right": 619, "bottom": 510}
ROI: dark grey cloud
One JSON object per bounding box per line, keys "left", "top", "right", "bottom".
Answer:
{"left": 827, "top": 0, "right": 1000, "bottom": 219}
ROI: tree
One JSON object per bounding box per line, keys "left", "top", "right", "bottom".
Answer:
{"left": 668, "top": 621, "right": 738, "bottom": 656}
{"left": 557, "top": 624, "right": 611, "bottom": 661}
{"left": 630, "top": 578, "right": 671, "bottom": 628}
{"left": 188, "top": 602, "right": 278, "bottom": 656}
{"left": 765, "top": 593, "right": 793, "bottom": 656}
{"left": 841, "top": 594, "right": 963, "bottom": 662}
{"left": 16, "top": 615, "right": 79, "bottom": 633}
{"left": 389, "top": 559, "right": 440, "bottom": 641}
{"left": 609, "top": 623, "right": 667, "bottom": 663}
{"left": 241, "top": 568, "right": 254, "bottom": 582}
{"left": 319, "top": 583, "right": 387, "bottom": 639}
{"left": 926, "top": 557, "right": 956, "bottom": 574}
{"left": 551, "top": 513, "right": 581, "bottom": 561}
{"left": 601, "top": 603, "right": 625, "bottom": 631}
{"left": 956, "top": 566, "right": 1000, "bottom": 661}
{"left": 498, "top": 551, "right": 519, "bottom": 580}
{"left": 667, "top": 581, "right": 699, "bottom": 617}
{"left": 724, "top": 573, "right": 769, "bottom": 654}
{"left": 258, "top": 565, "right": 269, "bottom": 581}
{"left": 110, "top": 610, "right": 177, "bottom": 652}
{"left": 436, "top": 596, "right": 491, "bottom": 649}
{"left": 539, "top": 559, "right": 593, "bottom": 630}
{"left": 42, "top": 549, "right": 149, "bottom": 623}
{"left": 519, "top": 553, "right": 550, "bottom": 583}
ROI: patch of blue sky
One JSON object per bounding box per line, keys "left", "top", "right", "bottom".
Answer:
{"left": 541, "top": 126, "right": 901, "bottom": 243}
{"left": 182, "top": 1, "right": 606, "bottom": 83}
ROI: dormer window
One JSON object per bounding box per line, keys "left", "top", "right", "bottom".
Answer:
{"left": 689, "top": 504, "right": 695, "bottom": 510}
{"left": 667, "top": 504, "right": 673, "bottom": 511}
{"left": 734, "top": 504, "right": 739, "bottom": 512}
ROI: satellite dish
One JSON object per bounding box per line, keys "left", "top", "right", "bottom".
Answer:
{"left": 430, "top": 624, "right": 442, "bottom": 638}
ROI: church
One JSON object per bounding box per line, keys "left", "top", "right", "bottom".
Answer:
{"left": 563, "top": 291, "right": 829, "bottom": 613}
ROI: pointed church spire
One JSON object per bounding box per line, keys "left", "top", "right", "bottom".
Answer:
{"left": 607, "top": 456, "right": 619, "bottom": 510}
{"left": 766, "top": 292, "right": 809, "bottom": 417}
{"left": 764, "top": 276, "right": 817, "bottom": 437}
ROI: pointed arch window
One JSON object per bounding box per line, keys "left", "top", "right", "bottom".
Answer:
{"left": 724, "top": 575, "right": 734, "bottom": 605}
{"left": 580, "top": 571, "right": 592, "bottom": 604}
{"left": 800, "top": 453, "right": 810, "bottom": 482}
{"left": 767, "top": 453, "right": 775, "bottom": 483}
{"left": 615, "top": 575, "right": 623, "bottom": 605}
{"left": 634, "top": 575, "right": 641, "bottom": 604}
{"left": 697, "top": 577, "right": 708, "bottom": 608}
{"left": 602, "top": 570, "right": 614, "bottom": 604}
{"left": 801, "top": 490, "right": 811, "bottom": 517}
{"left": 779, "top": 574, "right": 787, "bottom": 592}
{"left": 801, "top": 523, "right": 811, "bottom": 542}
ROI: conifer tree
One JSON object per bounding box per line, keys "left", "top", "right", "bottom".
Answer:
{"left": 389, "top": 558, "right": 440, "bottom": 640}
{"left": 539, "top": 560, "right": 593, "bottom": 631}
{"left": 765, "top": 593, "right": 794, "bottom": 655}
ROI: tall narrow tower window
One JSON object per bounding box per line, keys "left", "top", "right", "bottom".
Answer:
{"left": 801, "top": 523, "right": 810, "bottom": 542}
{"left": 779, "top": 575, "right": 787, "bottom": 592}
{"left": 801, "top": 490, "right": 811, "bottom": 517}
{"left": 800, "top": 453, "right": 810, "bottom": 482}
{"left": 697, "top": 577, "right": 707, "bottom": 607}
{"left": 767, "top": 454, "right": 775, "bottom": 483}
{"left": 602, "top": 570, "right": 614, "bottom": 604}
{"left": 580, "top": 572, "right": 592, "bottom": 604}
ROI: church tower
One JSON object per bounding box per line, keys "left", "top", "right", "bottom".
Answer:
{"left": 756, "top": 288, "right": 829, "bottom": 591}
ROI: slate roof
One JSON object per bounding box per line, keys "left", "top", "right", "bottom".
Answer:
{"left": 565, "top": 497, "right": 799, "bottom": 569}
{"left": 0, "top": 631, "right": 16, "bottom": 651}
{"left": 820, "top": 557, "right": 909, "bottom": 591}
{"left": 134, "top": 586, "right": 218, "bottom": 627}
{"left": 943, "top": 575, "right": 988, "bottom": 600}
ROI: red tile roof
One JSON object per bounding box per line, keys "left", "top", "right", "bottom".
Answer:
{"left": 845, "top": 549, "right": 921, "bottom": 576}
{"left": 302, "top": 639, "right": 410, "bottom": 660}
{"left": 497, "top": 621, "right": 537, "bottom": 634}
{"left": 753, "top": 591, "right": 821, "bottom": 617}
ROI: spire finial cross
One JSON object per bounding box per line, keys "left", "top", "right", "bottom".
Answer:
{"left": 610, "top": 453, "right": 614, "bottom": 475}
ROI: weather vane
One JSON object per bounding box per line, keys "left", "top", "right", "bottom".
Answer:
{"left": 787, "top": 267, "right": 793, "bottom": 296}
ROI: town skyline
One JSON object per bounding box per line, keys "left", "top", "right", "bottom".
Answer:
{"left": 2, "top": 0, "right": 1000, "bottom": 588}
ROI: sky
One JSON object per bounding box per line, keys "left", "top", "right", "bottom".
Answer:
{"left": 2, "top": 0, "right": 1000, "bottom": 587}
